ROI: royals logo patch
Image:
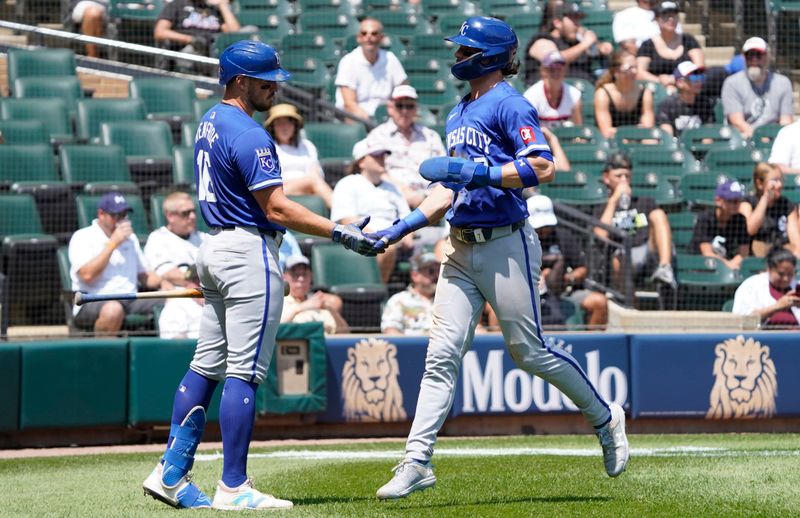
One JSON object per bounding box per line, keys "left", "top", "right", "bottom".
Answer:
{"left": 519, "top": 126, "right": 536, "bottom": 144}
{"left": 256, "top": 147, "right": 275, "bottom": 171}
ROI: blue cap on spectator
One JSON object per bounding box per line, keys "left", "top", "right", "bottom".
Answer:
{"left": 98, "top": 192, "right": 132, "bottom": 213}
{"left": 715, "top": 180, "right": 745, "bottom": 201}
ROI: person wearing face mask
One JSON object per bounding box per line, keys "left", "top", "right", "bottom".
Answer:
{"left": 720, "top": 37, "right": 794, "bottom": 139}
{"left": 656, "top": 61, "right": 717, "bottom": 136}
{"left": 330, "top": 138, "right": 412, "bottom": 282}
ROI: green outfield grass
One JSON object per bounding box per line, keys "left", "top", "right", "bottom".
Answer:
{"left": 2, "top": 434, "right": 799, "bottom": 517}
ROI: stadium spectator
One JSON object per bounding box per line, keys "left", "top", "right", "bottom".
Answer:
{"left": 525, "top": 1, "right": 613, "bottom": 85}
{"left": 636, "top": 1, "right": 704, "bottom": 93}
{"left": 264, "top": 103, "right": 333, "bottom": 208}
{"left": 689, "top": 180, "right": 750, "bottom": 271}
{"left": 144, "top": 192, "right": 205, "bottom": 289}
{"left": 613, "top": 0, "right": 661, "bottom": 55}
{"left": 593, "top": 152, "right": 676, "bottom": 291}
{"left": 380, "top": 251, "right": 439, "bottom": 335}
{"left": 529, "top": 194, "right": 608, "bottom": 327}
{"left": 594, "top": 50, "right": 655, "bottom": 139}
{"left": 334, "top": 17, "right": 408, "bottom": 120}
{"left": 740, "top": 163, "right": 800, "bottom": 257}
{"left": 154, "top": 0, "right": 242, "bottom": 72}
{"left": 64, "top": 0, "right": 108, "bottom": 58}
{"left": 366, "top": 85, "right": 446, "bottom": 209}
{"left": 331, "top": 138, "right": 411, "bottom": 283}
{"left": 656, "top": 60, "right": 716, "bottom": 136}
{"left": 158, "top": 266, "right": 203, "bottom": 340}
{"left": 68, "top": 192, "right": 164, "bottom": 334}
{"left": 732, "top": 247, "right": 799, "bottom": 327}
{"left": 523, "top": 51, "right": 583, "bottom": 129}
{"left": 721, "top": 37, "right": 794, "bottom": 139}
{"left": 281, "top": 255, "right": 348, "bottom": 334}
{"left": 768, "top": 120, "right": 800, "bottom": 175}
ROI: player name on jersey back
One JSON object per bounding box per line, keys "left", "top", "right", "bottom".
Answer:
{"left": 195, "top": 121, "right": 219, "bottom": 148}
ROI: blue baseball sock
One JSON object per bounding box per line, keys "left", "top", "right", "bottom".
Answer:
{"left": 165, "top": 369, "right": 218, "bottom": 452}
{"left": 219, "top": 377, "right": 258, "bottom": 488}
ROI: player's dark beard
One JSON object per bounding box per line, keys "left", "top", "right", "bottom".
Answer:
{"left": 246, "top": 80, "right": 275, "bottom": 113}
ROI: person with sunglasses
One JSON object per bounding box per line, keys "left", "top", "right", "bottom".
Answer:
{"left": 68, "top": 191, "right": 166, "bottom": 334}
{"left": 636, "top": 1, "right": 704, "bottom": 93}
{"left": 721, "top": 37, "right": 794, "bottom": 139}
{"left": 656, "top": 60, "right": 717, "bottom": 136}
{"left": 144, "top": 191, "right": 206, "bottom": 291}
{"left": 334, "top": 17, "right": 408, "bottom": 121}
{"left": 594, "top": 49, "right": 655, "bottom": 139}
{"left": 367, "top": 85, "right": 446, "bottom": 209}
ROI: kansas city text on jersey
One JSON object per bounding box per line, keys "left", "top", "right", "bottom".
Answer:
{"left": 446, "top": 126, "right": 493, "bottom": 155}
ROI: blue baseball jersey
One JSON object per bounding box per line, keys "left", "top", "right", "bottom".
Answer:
{"left": 444, "top": 81, "right": 551, "bottom": 228}
{"left": 195, "top": 103, "right": 285, "bottom": 232}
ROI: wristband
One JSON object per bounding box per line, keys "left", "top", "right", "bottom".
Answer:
{"left": 470, "top": 163, "right": 504, "bottom": 187}
{"left": 401, "top": 208, "right": 429, "bottom": 232}
{"left": 513, "top": 158, "right": 540, "bottom": 187}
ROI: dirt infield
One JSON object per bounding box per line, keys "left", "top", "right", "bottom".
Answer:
{"left": 0, "top": 437, "right": 406, "bottom": 459}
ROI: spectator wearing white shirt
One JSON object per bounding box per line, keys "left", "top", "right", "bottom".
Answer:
{"left": 264, "top": 103, "right": 333, "bottom": 207}
{"left": 613, "top": 0, "right": 659, "bottom": 55}
{"left": 331, "top": 138, "right": 411, "bottom": 282}
{"left": 769, "top": 120, "right": 800, "bottom": 175}
{"left": 69, "top": 192, "right": 164, "bottom": 334}
{"left": 732, "top": 247, "right": 800, "bottom": 327}
{"left": 334, "top": 17, "right": 407, "bottom": 120}
{"left": 158, "top": 268, "right": 204, "bottom": 340}
{"left": 367, "top": 85, "right": 446, "bottom": 209}
{"left": 523, "top": 50, "right": 583, "bottom": 129}
{"left": 381, "top": 252, "right": 439, "bottom": 335}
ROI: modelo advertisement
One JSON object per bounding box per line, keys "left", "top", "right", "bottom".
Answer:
{"left": 320, "top": 334, "right": 630, "bottom": 423}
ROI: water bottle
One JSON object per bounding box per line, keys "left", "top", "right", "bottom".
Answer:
{"left": 618, "top": 193, "right": 631, "bottom": 210}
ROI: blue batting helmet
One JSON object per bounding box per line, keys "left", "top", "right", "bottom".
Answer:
{"left": 218, "top": 40, "right": 292, "bottom": 86}
{"left": 445, "top": 17, "right": 518, "bottom": 81}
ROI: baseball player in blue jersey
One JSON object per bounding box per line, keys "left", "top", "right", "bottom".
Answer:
{"left": 372, "top": 17, "right": 629, "bottom": 500}
{"left": 142, "top": 40, "right": 380, "bottom": 510}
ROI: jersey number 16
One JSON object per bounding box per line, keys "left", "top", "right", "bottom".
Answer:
{"left": 196, "top": 149, "right": 217, "bottom": 202}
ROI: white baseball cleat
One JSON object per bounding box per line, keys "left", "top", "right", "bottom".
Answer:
{"left": 142, "top": 463, "right": 212, "bottom": 509}
{"left": 376, "top": 459, "right": 436, "bottom": 500}
{"left": 211, "top": 478, "right": 293, "bottom": 510}
{"left": 596, "top": 403, "right": 630, "bottom": 477}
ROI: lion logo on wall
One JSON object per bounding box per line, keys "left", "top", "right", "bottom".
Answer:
{"left": 342, "top": 338, "right": 407, "bottom": 422}
{"left": 706, "top": 335, "right": 777, "bottom": 419}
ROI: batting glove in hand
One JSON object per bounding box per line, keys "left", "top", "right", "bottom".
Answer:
{"left": 332, "top": 217, "right": 380, "bottom": 256}
{"left": 365, "top": 221, "right": 408, "bottom": 254}
{"left": 419, "top": 157, "right": 502, "bottom": 189}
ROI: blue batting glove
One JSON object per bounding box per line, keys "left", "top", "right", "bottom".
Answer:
{"left": 419, "top": 157, "right": 503, "bottom": 188}
{"left": 364, "top": 209, "right": 430, "bottom": 255}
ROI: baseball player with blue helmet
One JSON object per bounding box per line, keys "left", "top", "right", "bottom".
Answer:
{"left": 373, "top": 17, "right": 629, "bottom": 500}
{"left": 142, "top": 40, "right": 380, "bottom": 510}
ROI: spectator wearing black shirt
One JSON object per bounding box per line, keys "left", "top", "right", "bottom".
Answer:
{"left": 593, "top": 152, "right": 675, "bottom": 290}
{"left": 656, "top": 61, "right": 716, "bottom": 136}
{"left": 740, "top": 162, "right": 800, "bottom": 257}
{"left": 636, "top": 1, "right": 704, "bottom": 93}
{"left": 525, "top": 1, "right": 613, "bottom": 85}
{"left": 154, "top": 0, "right": 241, "bottom": 70}
{"left": 689, "top": 180, "right": 750, "bottom": 271}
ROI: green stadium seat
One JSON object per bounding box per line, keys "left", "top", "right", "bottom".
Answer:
{"left": 172, "top": 146, "right": 196, "bottom": 191}
{"left": 581, "top": 8, "right": 614, "bottom": 42}
{"left": 667, "top": 211, "right": 699, "bottom": 254}
{"left": 281, "top": 56, "right": 332, "bottom": 91}
{"left": 108, "top": 0, "right": 164, "bottom": 21}
{"left": 12, "top": 76, "right": 83, "bottom": 118}
{"left": 181, "top": 121, "right": 199, "bottom": 147}
{"left": 565, "top": 78, "right": 596, "bottom": 124}
{"left": 740, "top": 256, "right": 767, "bottom": 278}
{"left": 613, "top": 126, "right": 676, "bottom": 151}
{"left": 288, "top": 194, "right": 329, "bottom": 218}
{"left": 628, "top": 147, "right": 700, "bottom": 177}
{"left": 751, "top": 123, "right": 783, "bottom": 152}
{"left": 296, "top": 0, "right": 356, "bottom": 15}
{"left": 299, "top": 12, "right": 358, "bottom": 45}
{"left": 6, "top": 48, "right": 76, "bottom": 86}
{"left": 0, "top": 144, "right": 59, "bottom": 187}
{"left": 0, "top": 120, "right": 48, "bottom": 144}
{"left": 703, "top": 147, "right": 765, "bottom": 178}
{"left": 149, "top": 193, "right": 208, "bottom": 233}
{"left": 559, "top": 146, "right": 609, "bottom": 175}
{"left": 281, "top": 33, "right": 342, "bottom": 68}
{"left": 0, "top": 194, "right": 60, "bottom": 324}
{"left": 680, "top": 124, "right": 746, "bottom": 158}
{"left": 403, "top": 55, "right": 449, "bottom": 76}
{"left": 675, "top": 253, "right": 741, "bottom": 311}
{"left": 129, "top": 77, "right": 196, "bottom": 121}
{"left": 630, "top": 170, "right": 682, "bottom": 208}
{"left": 410, "top": 75, "right": 463, "bottom": 116}
{"left": 783, "top": 173, "right": 800, "bottom": 204}
{"left": 360, "top": 0, "right": 410, "bottom": 13}
{"left": 1, "top": 98, "right": 72, "bottom": 142}
{"left": 193, "top": 98, "right": 221, "bottom": 121}
{"left": 437, "top": 13, "right": 471, "bottom": 34}
{"left": 212, "top": 31, "right": 260, "bottom": 58}
{"left": 680, "top": 172, "right": 730, "bottom": 208}
{"left": 236, "top": 0, "right": 296, "bottom": 18}
{"left": 58, "top": 145, "right": 139, "bottom": 195}
{"left": 372, "top": 11, "right": 432, "bottom": 39}
{"left": 551, "top": 125, "right": 608, "bottom": 148}
{"left": 304, "top": 122, "right": 366, "bottom": 161}
{"left": 538, "top": 169, "right": 606, "bottom": 208}
{"left": 638, "top": 80, "right": 669, "bottom": 108}
{"left": 310, "top": 243, "right": 387, "bottom": 330}
{"left": 75, "top": 193, "right": 151, "bottom": 238}
{"left": 76, "top": 98, "right": 147, "bottom": 143}
{"left": 479, "top": 0, "right": 540, "bottom": 18}
{"left": 421, "top": 0, "right": 475, "bottom": 18}
{"left": 410, "top": 33, "right": 459, "bottom": 60}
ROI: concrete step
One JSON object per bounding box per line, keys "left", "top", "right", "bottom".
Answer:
{"left": 703, "top": 46, "right": 735, "bottom": 67}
